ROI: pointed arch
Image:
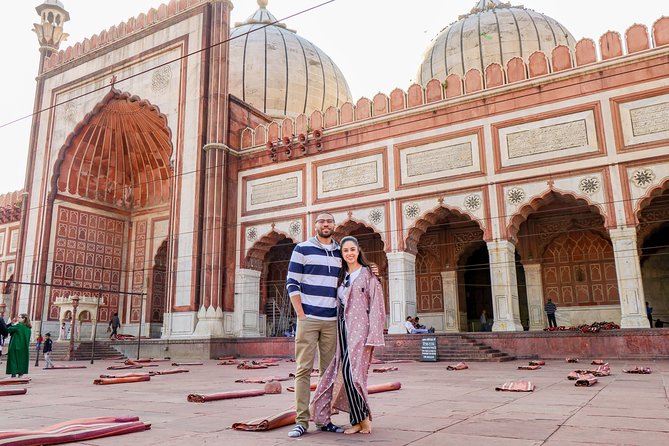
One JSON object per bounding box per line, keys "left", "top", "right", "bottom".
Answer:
{"left": 244, "top": 230, "right": 295, "bottom": 271}
{"left": 333, "top": 217, "right": 388, "bottom": 250}
{"left": 507, "top": 190, "right": 609, "bottom": 243}
{"left": 51, "top": 88, "right": 174, "bottom": 209}
{"left": 405, "top": 204, "right": 484, "bottom": 256}
{"left": 635, "top": 177, "right": 669, "bottom": 224}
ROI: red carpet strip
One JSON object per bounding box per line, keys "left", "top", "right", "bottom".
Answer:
{"left": 0, "top": 416, "right": 150, "bottom": 445}
{"left": 232, "top": 409, "right": 297, "bottom": 431}
{"left": 367, "top": 382, "right": 402, "bottom": 394}
{"left": 518, "top": 365, "right": 541, "bottom": 370}
{"left": 154, "top": 368, "right": 189, "bottom": 375}
{"left": 589, "top": 364, "right": 610, "bottom": 377}
{"left": 187, "top": 389, "right": 266, "bottom": 403}
{"left": 217, "top": 360, "right": 240, "bottom": 365}
{"left": 44, "top": 365, "right": 87, "bottom": 370}
{"left": 446, "top": 362, "right": 468, "bottom": 371}
{"left": 591, "top": 359, "right": 605, "bottom": 365}
{"left": 0, "top": 388, "right": 27, "bottom": 397}
{"left": 566, "top": 358, "right": 579, "bottom": 363}
{"left": 372, "top": 367, "right": 398, "bottom": 373}
{"left": 99, "top": 373, "right": 152, "bottom": 379}
{"left": 235, "top": 377, "right": 291, "bottom": 384}
{"left": 528, "top": 360, "right": 545, "bottom": 366}
{"left": 623, "top": 367, "right": 651, "bottom": 374}
{"left": 575, "top": 374, "right": 598, "bottom": 386}
{"left": 495, "top": 381, "right": 535, "bottom": 392}
{"left": 93, "top": 376, "right": 151, "bottom": 385}
{"left": 171, "top": 362, "right": 203, "bottom": 366}
{"left": 0, "top": 379, "right": 31, "bottom": 386}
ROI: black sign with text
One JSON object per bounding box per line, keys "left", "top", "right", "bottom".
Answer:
{"left": 421, "top": 336, "right": 438, "bottom": 362}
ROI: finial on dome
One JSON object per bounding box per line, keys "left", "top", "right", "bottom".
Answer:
{"left": 258, "top": 0, "right": 268, "bottom": 8}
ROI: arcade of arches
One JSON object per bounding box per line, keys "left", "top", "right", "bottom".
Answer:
{"left": 240, "top": 192, "right": 669, "bottom": 335}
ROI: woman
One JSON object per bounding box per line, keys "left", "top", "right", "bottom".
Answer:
{"left": 310, "top": 236, "right": 386, "bottom": 435}
{"left": 6, "top": 314, "right": 31, "bottom": 377}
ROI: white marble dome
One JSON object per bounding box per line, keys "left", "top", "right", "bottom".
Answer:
{"left": 416, "top": 0, "right": 577, "bottom": 84}
{"left": 229, "top": 0, "right": 352, "bottom": 118}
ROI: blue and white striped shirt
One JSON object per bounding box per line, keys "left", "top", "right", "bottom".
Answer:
{"left": 286, "top": 237, "right": 341, "bottom": 320}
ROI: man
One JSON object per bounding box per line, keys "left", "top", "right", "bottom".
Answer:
{"left": 405, "top": 316, "right": 429, "bottom": 334}
{"left": 545, "top": 299, "right": 557, "bottom": 328}
{"left": 286, "top": 212, "right": 343, "bottom": 438}
{"left": 646, "top": 301, "right": 653, "bottom": 327}
{"left": 108, "top": 313, "right": 121, "bottom": 340}
{"left": 43, "top": 333, "right": 54, "bottom": 369}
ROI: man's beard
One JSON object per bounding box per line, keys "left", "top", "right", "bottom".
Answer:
{"left": 316, "top": 228, "right": 332, "bottom": 239}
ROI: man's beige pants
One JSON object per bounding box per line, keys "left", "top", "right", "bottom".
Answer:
{"left": 294, "top": 317, "right": 337, "bottom": 429}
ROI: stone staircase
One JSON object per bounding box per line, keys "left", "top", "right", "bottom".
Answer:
{"left": 29, "top": 341, "right": 125, "bottom": 362}
{"left": 374, "top": 333, "right": 515, "bottom": 362}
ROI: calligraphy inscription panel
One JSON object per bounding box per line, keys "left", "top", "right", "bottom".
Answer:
{"left": 407, "top": 142, "right": 473, "bottom": 176}
{"left": 316, "top": 152, "right": 385, "bottom": 200}
{"left": 322, "top": 161, "right": 378, "bottom": 193}
{"left": 630, "top": 102, "right": 669, "bottom": 137}
{"left": 506, "top": 120, "right": 588, "bottom": 158}
{"left": 250, "top": 177, "right": 298, "bottom": 205}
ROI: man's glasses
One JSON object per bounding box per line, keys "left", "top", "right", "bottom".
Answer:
{"left": 315, "top": 219, "right": 334, "bottom": 224}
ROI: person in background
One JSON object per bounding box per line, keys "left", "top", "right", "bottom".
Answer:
{"left": 35, "top": 333, "right": 43, "bottom": 354}
{"left": 0, "top": 315, "right": 7, "bottom": 363}
{"left": 545, "top": 299, "right": 557, "bottom": 328}
{"left": 109, "top": 313, "right": 121, "bottom": 340}
{"left": 480, "top": 310, "right": 489, "bottom": 332}
{"left": 405, "top": 316, "right": 429, "bottom": 334}
{"left": 43, "top": 333, "right": 54, "bottom": 369}
{"left": 646, "top": 301, "right": 653, "bottom": 327}
{"left": 6, "top": 314, "right": 31, "bottom": 378}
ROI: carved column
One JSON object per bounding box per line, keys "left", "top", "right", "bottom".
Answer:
{"left": 386, "top": 252, "right": 417, "bottom": 334}
{"left": 440, "top": 270, "right": 459, "bottom": 332}
{"left": 523, "top": 263, "right": 547, "bottom": 330}
{"left": 487, "top": 240, "right": 524, "bottom": 331}
{"left": 609, "top": 227, "right": 649, "bottom": 328}
{"left": 233, "top": 268, "right": 261, "bottom": 337}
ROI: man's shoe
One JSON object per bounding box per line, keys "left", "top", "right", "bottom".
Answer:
{"left": 288, "top": 425, "right": 306, "bottom": 438}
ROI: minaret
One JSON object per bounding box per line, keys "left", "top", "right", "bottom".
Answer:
{"left": 33, "top": 0, "right": 70, "bottom": 58}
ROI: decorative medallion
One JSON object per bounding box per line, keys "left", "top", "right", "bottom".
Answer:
{"left": 246, "top": 227, "right": 258, "bottom": 242}
{"left": 578, "top": 177, "right": 600, "bottom": 195}
{"left": 369, "top": 208, "right": 383, "bottom": 225}
{"left": 404, "top": 203, "right": 420, "bottom": 219}
{"left": 63, "top": 102, "right": 78, "bottom": 124}
{"left": 464, "top": 194, "right": 481, "bottom": 211}
{"left": 151, "top": 65, "right": 172, "bottom": 93}
{"left": 506, "top": 187, "right": 526, "bottom": 206}
{"left": 631, "top": 168, "right": 655, "bottom": 188}
{"left": 288, "top": 221, "right": 301, "bottom": 237}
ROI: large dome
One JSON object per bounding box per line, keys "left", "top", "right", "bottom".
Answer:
{"left": 417, "top": 0, "right": 576, "bottom": 85}
{"left": 229, "top": 0, "right": 352, "bottom": 118}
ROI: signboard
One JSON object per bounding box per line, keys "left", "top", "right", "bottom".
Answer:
{"left": 421, "top": 336, "right": 438, "bottom": 362}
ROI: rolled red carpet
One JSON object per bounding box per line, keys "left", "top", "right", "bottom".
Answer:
{"left": 367, "top": 382, "right": 402, "bottom": 394}
{"left": 187, "top": 389, "right": 266, "bottom": 403}
{"left": 232, "top": 409, "right": 296, "bottom": 431}
{"left": 93, "top": 376, "right": 151, "bottom": 385}
{"left": 0, "top": 388, "right": 27, "bottom": 397}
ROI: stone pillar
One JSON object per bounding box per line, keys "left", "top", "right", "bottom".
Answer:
{"left": 609, "top": 227, "right": 650, "bottom": 328}
{"left": 193, "top": 144, "right": 227, "bottom": 338}
{"left": 386, "top": 252, "right": 417, "bottom": 334}
{"left": 487, "top": 240, "right": 524, "bottom": 331}
{"left": 440, "top": 270, "right": 459, "bottom": 332}
{"left": 232, "top": 268, "right": 262, "bottom": 337}
{"left": 523, "top": 263, "right": 547, "bottom": 331}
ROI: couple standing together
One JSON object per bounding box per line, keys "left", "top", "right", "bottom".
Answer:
{"left": 286, "top": 213, "right": 386, "bottom": 437}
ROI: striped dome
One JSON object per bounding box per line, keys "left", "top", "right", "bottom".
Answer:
{"left": 229, "top": 1, "right": 352, "bottom": 118}
{"left": 417, "top": 0, "right": 576, "bottom": 85}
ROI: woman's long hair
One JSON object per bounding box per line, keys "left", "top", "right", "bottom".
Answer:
{"left": 337, "top": 236, "right": 371, "bottom": 287}
{"left": 20, "top": 313, "right": 32, "bottom": 329}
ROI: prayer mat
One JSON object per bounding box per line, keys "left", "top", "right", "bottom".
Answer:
{"left": 589, "top": 364, "right": 610, "bottom": 377}
{"left": 575, "top": 374, "right": 597, "bottom": 386}
{"left": 0, "top": 378, "right": 31, "bottom": 386}
{"left": 446, "top": 362, "right": 468, "bottom": 371}
{"left": 93, "top": 376, "right": 151, "bottom": 385}
{"left": 0, "top": 416, "right": 150, "bottom": 445}
{"left": 187, "top": 388, "right": 266, "bottom": 403}
{"left": 623, "top": 367, "right": 651, "bottom": 374}
{"left": 235, "top": 376, "right": 291, "bottom": 384}
{"left": 286, "top": 383, "right": 317, "bottom": 392}
{"left": 171, "top": 362, "right": 203, "bottom": 366}
{"left": 372, "top": 367, "right": 399, "bottom": 373}
{"left": 232, "top": 409, "right": 296, "bottom": 431}
{"left": 107, "top": 365, "right": 144, "bottom": 370}
{"left": 566, "top": 358, "right": 579, "bottom": 363}
{"left": 567, "top": 371, "right": 581, "bottom": 380}
{"left": 124, "top": 360, "right": 158, "bottom": 367}
{"left": 0, "top": 388, "right": 27, "bottom": 397}
{"left": 99, "top": 373, "right": 152, "bottom": 379}
{"left": 528, "top": 360, "right": 545, "bottom": 366}
{"left": 495, "top": 381, "right": 535, "bottom": 392}
{"left": 237, "top": 362, "right": 269, "bottom": 370}
{"left": 43, "top": 365, "right": 87, "bottom": 370}
{"left": 257, "top": 358, "right": 282, "bottom": 363}
{"left": 518, "top": 365, "right": 541, "bottom": 370}
{"left": 367, "top": 382, "right": 402, "bottom": 394}
{"left": 217, "top": 356, "right": 236, "bottom": 361}
{"left": 154, "top": 368, "right": 190, "bottom": 375}
{"left": 217, "top": 360, "right": 240, "bottom": 365}
{"left": 591, "top": 359, "right": 605, "bottom": 365}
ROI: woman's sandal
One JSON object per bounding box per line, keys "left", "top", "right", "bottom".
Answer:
{"left": 320, "top": 422, "right": 344, "bottom": 433}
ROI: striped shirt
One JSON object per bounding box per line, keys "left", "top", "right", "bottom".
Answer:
{"left": 286, "top": 237, "right": 341, "bottom": 320}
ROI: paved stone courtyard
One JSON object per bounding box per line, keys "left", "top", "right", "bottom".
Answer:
{"left": 2, "top": 357, "right": 669, "bottom": 445}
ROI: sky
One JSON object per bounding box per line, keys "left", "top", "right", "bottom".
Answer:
{"left": 0, "top": 0, "right": 665, "bottom": 193}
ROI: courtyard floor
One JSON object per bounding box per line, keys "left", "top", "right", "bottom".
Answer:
{"left": 1, "top": 357, "right": 668, "bottom": 445}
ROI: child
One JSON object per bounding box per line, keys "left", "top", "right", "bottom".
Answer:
{"left": 43, "top": 333, "right": 54, "bottom": 369}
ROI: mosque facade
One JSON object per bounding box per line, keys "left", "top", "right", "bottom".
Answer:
{"left": 4, "top": 0, "right": 669, "bottom": 341}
